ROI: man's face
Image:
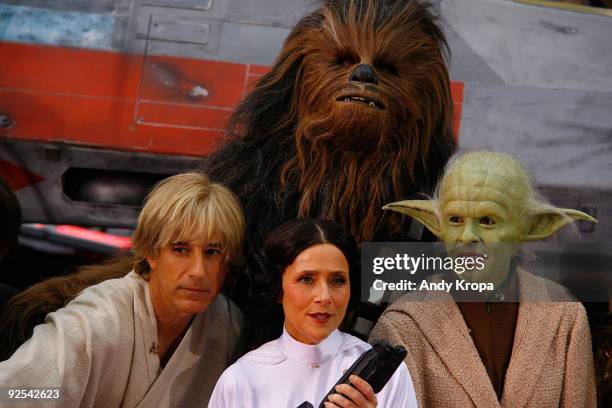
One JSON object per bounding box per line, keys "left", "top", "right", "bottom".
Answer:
{"left": 439, "top": 169, "right": 527, "bottom": 284}
{"left": 147, "top": 240, "right": 228, "bottom": 318}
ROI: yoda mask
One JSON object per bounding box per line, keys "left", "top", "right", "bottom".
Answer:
{"left": 384, "top": 151, "right": 597, "bottom": 287}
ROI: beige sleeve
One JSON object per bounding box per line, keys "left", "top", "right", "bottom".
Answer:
{"left": 0, "top": 280, "right": 134, "bottom": 407}
{"left": 560, "top": 303, "right": 597, "bottom": 408}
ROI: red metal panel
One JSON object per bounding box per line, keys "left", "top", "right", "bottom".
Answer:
{"left": 0, "top": 158, "right": 45, "bottom": 191}
{"left": 245, "top": 75, "right": 263, "bottom": 93}
{"left": 244, "top": 64, "right": 268, "bottom": 94}
{"left": 139, "top": 55, "right": 247, "bottom": 108}
{"left": 249, "top": 64, "right": 271, "bottom": 75}
{"left": 0, "top": 42, "right": 141, "bottom": 99}
{"left": 0, "top": 91, "right": 222, "bottom": 156}
{"left": 137, "top": 102, "right": 232, "bottom": 130}
{"left": 0, "top": 42, "right": 464, "bottom": 154}
{"left": 450, "top": 81, "right": 465, "bottom": 142}
{"left": 146, "top": 128, "right": 224, "bottom": 154}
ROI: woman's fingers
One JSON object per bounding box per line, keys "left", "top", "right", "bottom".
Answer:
{"left": 328, "top": 375, "right": 377, "bottom": 407}
{"left": 348, "top": 375, "right": 377, "bottom": 404}
{"left": 325, "top": 392, "right": 358, "bottom": 408}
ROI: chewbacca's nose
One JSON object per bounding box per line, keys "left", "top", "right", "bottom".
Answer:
{"left": 350, "top": 64, "right": 378, "bottom": 85}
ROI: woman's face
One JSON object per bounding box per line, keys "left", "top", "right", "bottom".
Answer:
{"left": 147, "top": 240, "right": 228, "bottom": 319}
{"left": 281, "top": 243, "right": 350, "bottom": 345}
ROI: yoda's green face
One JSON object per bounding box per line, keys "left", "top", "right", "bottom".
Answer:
{"left": 438, "top": 163, "right": 528, "bottom": 284}
{"left": 440, "top": 168, "right": 527, "bottom": 246}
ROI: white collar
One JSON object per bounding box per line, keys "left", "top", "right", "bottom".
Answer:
{"left": 279, "top": 326, "right": 343, "bottom": 366}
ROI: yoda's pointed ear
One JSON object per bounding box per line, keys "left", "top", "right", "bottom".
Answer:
{"left": 524, "top": 207, "right": 598, "bottom": 241}
{"left": 383, "top": 200, "right": 441, "bottom": 237}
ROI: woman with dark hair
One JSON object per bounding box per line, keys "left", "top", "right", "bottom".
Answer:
{"left": 209, "top": 219, "right": 416, "bottom": 407}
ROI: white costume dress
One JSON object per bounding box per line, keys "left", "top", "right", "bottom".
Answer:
{"left": 0, "top": 271, "right": 243, "bottom": 408}
{"left": 208, "top": 327, "right": 417, "bottom": 407}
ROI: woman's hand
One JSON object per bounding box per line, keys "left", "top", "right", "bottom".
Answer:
{"left": 324, "top": 375, "right": 377, "bottom": 408}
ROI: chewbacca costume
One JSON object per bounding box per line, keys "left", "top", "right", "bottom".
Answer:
{"left": 0, "top": 0, "right": 454, "bottom": 356}
{"left": 206, "top": 0, "right": 453, "bottom": 246}
{"left": 204, "top": 0, "right": 455, "bottom": 346}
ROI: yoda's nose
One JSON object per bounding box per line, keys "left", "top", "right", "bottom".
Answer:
{"left": 458, "top": 224, "right": 480, "bottom": 244}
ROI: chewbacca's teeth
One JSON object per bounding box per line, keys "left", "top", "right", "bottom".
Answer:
{"left": 345, "top": 98, "right": 350, "bottom": 101}
{"left": 369, "top": 102, "right": 375, "bottom": 106}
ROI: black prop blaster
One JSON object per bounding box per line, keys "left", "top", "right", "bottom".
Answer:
{"left": 296, "top": 341, "right": 406, "bottom": 408}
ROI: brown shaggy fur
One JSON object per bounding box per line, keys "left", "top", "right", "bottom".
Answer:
{"left": 289, "top": 1, "right": 451, "bottom": 240}
{"left": 207, "top": 0, "right": 454, "bottom": 245}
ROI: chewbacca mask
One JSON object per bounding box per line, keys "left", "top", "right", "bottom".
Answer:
{"left": 206, "top": 0, "right": 455, "bottom": 246}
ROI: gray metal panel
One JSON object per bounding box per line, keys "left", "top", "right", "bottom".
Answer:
{"left": 224, "top": 0, "right": 310, "bottom": 28}
{"left": 126, "top": 0, "right": 232, "bottom": 57}
{"left": 458, "top": 82, "right": 612, "bottom": 242}
{"left": 126, "top": 0, "right": 305, "bottom": 63}
{"left": 111, "top": 1, "right": 132, "bottom": 50}
{"left": 0, "top": 140, "right": 201, "bottom": 227}
{"left": 136, "top": 13, "right": 211, "bottom": 44}
{"left": 218, "top": 21, "right": 289, "bottom": 65}
{"left": 136, "top": 0, "right": 226, "bottom": 19}
{"left": 131, "top": 6, "right": 222, "bottom": 58}
{"left": 458, "top": 81, "right": 612, "bottom": 191}
{"left": 441, "top": 0, "right": 612, "bottom": 91}
{"left": 443, "top": 19, "right": 505, "bottom": 84}
{"left": 141, "top": 0, "right": 213, "bottom": 10}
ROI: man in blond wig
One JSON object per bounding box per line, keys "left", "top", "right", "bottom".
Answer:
{"left": 371, "top": 151, "right": 597, "bottom": 407}
{"left": 0, "top": 173, "right": 245, "bottom": 407}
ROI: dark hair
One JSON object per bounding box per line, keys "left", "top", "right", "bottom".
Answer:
{"left": 248, "top": 219, "right": 360, "bottom": 346}
{"left": 0, "top": 177, "right": 22, "bottom": 258}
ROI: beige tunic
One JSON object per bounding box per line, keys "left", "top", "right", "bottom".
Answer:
{"left": 370, "top": 269, "right": 596, "bottom": 408}
{"left": 0, "top": 271, "right": 243, "bottom": 408}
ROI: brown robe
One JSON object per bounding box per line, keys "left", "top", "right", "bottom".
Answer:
{"left": 370, "top": 269, "right": 596, "bottom": 407}
{"left": 455, "top": 270, "right": 519, "bottom": 399}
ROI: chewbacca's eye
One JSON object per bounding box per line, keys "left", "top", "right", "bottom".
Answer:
{"left": 378, "top": 63, "right": 398, "bottom": 76}
{"left": 335, "top": 52, "right": 358, "bottom": 67}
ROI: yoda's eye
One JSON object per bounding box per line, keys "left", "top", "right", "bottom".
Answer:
{"left": 449, "top": 216, "right": 462, "bottom": 224}
{"left": 480, "top": 217, "right": 495, "bottom": 226}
